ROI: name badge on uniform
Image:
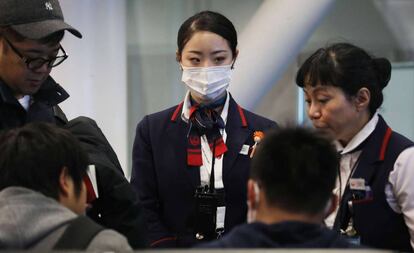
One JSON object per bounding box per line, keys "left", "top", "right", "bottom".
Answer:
{"left": 349, "top": 178, "right": 366, "bottom": 191}
{"left": 239, "top": 144, "right": 250, "bottom": 155}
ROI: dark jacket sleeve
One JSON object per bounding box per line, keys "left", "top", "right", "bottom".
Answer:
{"left": 131, "top": 116, "right": 177, "bottom": 247}
{"left": 87, "top": 162, "right": 148, "bottom": 249}
{"left": 64, "top": 116, "right": 148, "bottom": 249}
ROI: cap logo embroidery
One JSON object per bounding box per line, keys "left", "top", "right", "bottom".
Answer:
{"left": 45, "top": 2, "right": 53, "bottom": 11}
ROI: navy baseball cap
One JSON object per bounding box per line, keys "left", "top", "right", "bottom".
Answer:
{"left": 0, "top": 0, "right": 82, "bottom": 39}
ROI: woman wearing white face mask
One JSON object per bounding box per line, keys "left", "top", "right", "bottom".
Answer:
{"left": 131, "top": 11, "right": 277, "bottom": 248}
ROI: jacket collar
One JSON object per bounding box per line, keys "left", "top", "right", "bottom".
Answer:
{"left": 167, "top": 94, "right": 250, "bottom": 187}
{"left": 180, "top": 90, "right": 231, "bottom": 125}
{"left": 0, "top": 79, "right": 18, "bottom": 105}
{"left": 358, "top": 115, "right": 390, "bottom": 163}
{"left": 351, "top": 115, "right": 391, "bottom": 182}
{"left": 0, "top": 76, "right": 69, "bottom": 107}
{"left": 171, "top": 93, "right": 247, "bottom": 128}
{"left": 336, "top": 113, "right": 379, "bottom": 155}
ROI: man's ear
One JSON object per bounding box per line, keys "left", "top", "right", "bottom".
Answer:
{"left": 247, "top": 179, "right": 255, "bottom": 204}
{"left": 247, "top": 179, "right": 260, "bottom": 208}
{"left": 354, "top": 87, "right": 370, "bottom": 112}
{"left": 59, "top": 166, "right": 70, "bottom": 197}
{"left": 324, "top": 193, "right": 338, "bottom": 218}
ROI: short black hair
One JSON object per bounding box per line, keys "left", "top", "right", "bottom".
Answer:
{"left": 0, "top": 123, "right": 88, "bottom": 199}
{"left": 177, "top": 10, "right": 238, "bottom": 60}
{"left": 251, "top": 127, "right": 338, "bottom": 215}
{"left": 296, "top": 42, "right": 391, "bottom": 116}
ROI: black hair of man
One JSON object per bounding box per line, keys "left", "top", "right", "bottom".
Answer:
{"left": 251, "top": 127, "right": 339, "bottom": 215}
{"left": 0, "top": 122, "right": 88, "bottom": 199}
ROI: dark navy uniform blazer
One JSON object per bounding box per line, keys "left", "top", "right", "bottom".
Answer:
{"left": 334, "top": 115, "right": 414, "bottom": 251}
{"left": 131, "top": 95, "right": 277, "bottom": 247}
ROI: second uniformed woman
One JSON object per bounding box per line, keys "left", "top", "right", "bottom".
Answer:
{"left": 296, "top": 42, "right": 414, "bottom": 251}
{"left": 131, "top": 11, "right": 277, "bottom": 248}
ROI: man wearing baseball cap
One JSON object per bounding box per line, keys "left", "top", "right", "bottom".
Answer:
{"left": 0, "top": 0, "right": 149, "bottom": 249}
{"left": 0, "top": 0, "right": 81, "bottom": 129}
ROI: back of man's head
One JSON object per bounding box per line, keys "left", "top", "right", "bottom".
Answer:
{"left": 0, "top": 122, "right": 88, "bottom": 200}
{"left": 251, "top": 127, "right": 338, "bottom": 216}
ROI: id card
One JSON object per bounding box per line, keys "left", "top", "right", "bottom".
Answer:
{"left": 239, "top": 145, "right": 250, "bottom": 155}
{"left": 349, "top": 178, "right": 365, "bottom": 191}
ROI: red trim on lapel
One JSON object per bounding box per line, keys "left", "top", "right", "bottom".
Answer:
{"left": 170, "top": 102, "right": 184, "bottom": 122}
{"left": 379, "top": 127, "right": 392, "bottom": 161}
{"left": 237, "top": 105, "right": 248, "bottom": 127}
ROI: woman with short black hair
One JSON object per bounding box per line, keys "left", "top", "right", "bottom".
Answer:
{"left": 296, "top": 42, "right": 414, "bottom": 251}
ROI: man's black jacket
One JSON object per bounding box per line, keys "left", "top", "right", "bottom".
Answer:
{"left": 64, "top": 116, "right": 148, "bottom": 248}
{"left": 0, "top": 78, "right": 148, "bottom": 248}
{"left": 0, "top": 77, "right": 69, "bottom": 129}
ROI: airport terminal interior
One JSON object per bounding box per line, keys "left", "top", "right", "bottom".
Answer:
{"left": 53, "top": 0, "right": 414, "bottom": 177}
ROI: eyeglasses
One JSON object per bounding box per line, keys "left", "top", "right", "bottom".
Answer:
{"left": 3, "top": 37, "right": 68, "bottom": 70}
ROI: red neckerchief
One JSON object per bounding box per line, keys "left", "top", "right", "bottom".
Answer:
{"left": 187, "top": 105, "right": 227, "bottom": 166}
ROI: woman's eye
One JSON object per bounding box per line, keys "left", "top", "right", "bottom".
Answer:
{"left": 214, "top": 57, "right": 225, "bottom": 63}
{"left": 317, "top": 98, "right": 329, "bottom": 104}
{"left": 190, "top": 58, "right": 200, "bottom": 63}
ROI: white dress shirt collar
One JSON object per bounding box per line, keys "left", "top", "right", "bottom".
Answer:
{"left": 335, "top": 112, "right": 379, "bottom": 154}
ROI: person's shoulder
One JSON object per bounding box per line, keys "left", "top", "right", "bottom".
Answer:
{"left": 378, "top": 115, "right": 413, "bottom": 147}
{"left": 390, "top": 130, "right": 414, "bottom": 148}
{"left": 197, "top": 223, "right": 262, "bottom": 248}
{"left": 87, "top": 229, "right": 133, "bottom": 252}
{"left": 240, "top": 107, "right": 278, "bottom": 130}
{"left": 229, "top": 95, "right": 277, "bottom": 129}
{"left": 142, "top": 104, "right": 183, "bottom": 124}
{"left": 384, "top": 127, "right": 414, "bottom": 156}
{"left": 320, "top": 228, "right": 359, "bottom": 248}
{"left": 134, "top": 104, "right": 180, "bottom": 131}
{"left": 242, "top": 108, "right": 274, "bottom": 123}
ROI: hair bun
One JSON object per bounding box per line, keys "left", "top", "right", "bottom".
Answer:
{"left": 372, "top": 58, "right": 391, "bottom": 90}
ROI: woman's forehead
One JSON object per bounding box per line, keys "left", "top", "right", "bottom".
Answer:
{"left": 304, "top": 84, "right": 339, "bottom": 94}
{"left": 183, "top": 31, "right": 230, "bottom": 51}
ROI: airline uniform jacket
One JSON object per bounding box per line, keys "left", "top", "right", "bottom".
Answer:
{"left": 334, "top": 115, "right": 414, "bottom": 251}
{"left": 131, "top": 95, "right": 277, "bottom": 247}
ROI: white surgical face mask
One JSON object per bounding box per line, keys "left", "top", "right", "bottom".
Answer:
{"left": 181, "top": 65, "right": 232, "bottom": 102}
{"left": 247, "top": 181, "right": 260, "bottom": 223}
